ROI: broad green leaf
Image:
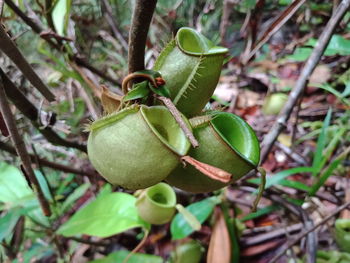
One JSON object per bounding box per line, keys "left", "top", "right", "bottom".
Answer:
{"left": 324, "top": 35, "right": 350, "bottom": 56}
{"left": 0, "top": 162, "right": 34, "bottom": 203}
{"left": 285, "top": 47, "right": 312, "bottom": 62}
{"left": 148, "top": 83, "right": 171, "bottom": 98}
{"left": 0, "top": 162, "right": 49, "bottom": 226}
{"left": 0, "top": 209, "right": 21, "bottom": 242}
{"left": 123, "top": 81, "right": 150, "bottom": 101}
{"left": 88, "top": 250, "right": 162, "bottom": 263}
{"left": 57, "top": 192, "right": 150, "bottom": 237}
{"left": 305, "top": 35, "right": 350, "bottom": 56}
{"left": 52, "top": 0, "right": 72, "bottom": 36}
{"left": 170, "top": 196, "right": 220, "bottom": 240}
{"left": 97, "top": 184, "right": 113, "bottom": 198}
{"left": 60, "top": 183, "right": 90, "bottom": 213}
{"left": 249, "top": 166, "right": 315, "bottom": 190}
{"left": 12, "top": 242, "right": 54, "bottom": 263}
{"left": 312, "top": 108, "right": 332, "bottom": 175}
{"left": 241, "top": 205, "right": 280, "bottom": 221}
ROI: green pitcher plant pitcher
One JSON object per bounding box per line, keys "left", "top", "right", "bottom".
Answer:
{"left": 87, "top": 105, "right": 191, "bottom": 190}
{"left": 166, "top": 112, "right": 260, "bottom": 193}
{"left": 153, "top": 27, "right": 228, "bottom": 117}
{"left": 136, "top": 183, "right": 177, "bottom": 225}
{"left": 334, "top": 219, "right": 350, "bottom": 253}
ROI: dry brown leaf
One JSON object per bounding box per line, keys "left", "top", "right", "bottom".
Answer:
{"left": 309, "top": 64, "right": 331, "bottom": 85}
{"left": 207, "top": 210, "right": 231, "bottom": 263}
{"left": 182, "top": 156, "right": 232, "bottom": 183}
{"left": 277, "top": 133, "right": 292, "bottom": 147}
{"left": 241, "top": 239, "right": 285, "bottom": 257}
{"left": 100, "top": 85, "right": 123, "bottom": 114}
{"left": 236, "top": 90, "right": 261, "bottom": 109}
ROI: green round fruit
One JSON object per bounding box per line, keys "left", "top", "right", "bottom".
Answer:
{"left": 262, "top": 93, "right": 288, "bottom": 115}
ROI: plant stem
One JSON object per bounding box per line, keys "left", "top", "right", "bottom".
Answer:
{"left": 157, "top": 96, "right": 199, "bottom": 148}
{"left": 0, "top": 23, "right": 55, "bottom": 101}
{"left": 128, "top": 0, "right": 157, "bottom": 73}
{"left": 0, "top": 77, "right": 51, "bottom": 216}
{"left": 0, "top": 141, "right": 94, "bottom": 177}
{"left": 4, "top": 0, "right": 121, "bottom": 86}
{"left": 0, "top": 69, "right": 87, "bottom": 152}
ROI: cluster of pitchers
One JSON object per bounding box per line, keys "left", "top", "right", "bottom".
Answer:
{"left": 87, "top": 27, "right": 260, "bottom": 193}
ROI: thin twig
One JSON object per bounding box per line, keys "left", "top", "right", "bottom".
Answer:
{"left": 0, "top": 23, "right": 55, "bottom": 101}
{"left": 157, "top": 96, "right": 199, "bottom": 148}
{"left": 0, "top": 141, "right": 94, "bottom": 177}
{"left": 240, "top": 223, "right": 303, "bottom": 246}
{"left": 270, "top": 199, "right": 350, "bottom": 263}
{"left": 4, "top": 0, "right": 121, "bottom": 86}
{"left": 128, "top": 0, "right": 157, "bottom": 73}
{"left": 67, "top": 236, "right": 109, "bottom": 247}
{"left": 260, "top": 0, "right": 350, "bottom": 163}
{"left": 0, "top": 69, "right": 87, "bottom": 152}
{"left": 243, "top": 0, "right": 306, "bottom": 64}
{"left": 268, "top": 194, "right": 316, "bottom": 263}
{"left": 0, "top": 77, "right": 51, "bottom": 216}
{"left": 101, "top": 0, "right": 128, "bottom": 51}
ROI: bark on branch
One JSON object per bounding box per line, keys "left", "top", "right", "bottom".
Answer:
{"left": 128, "top": 0, "right": 157, "bottom": 73}
{"left": 0, "top": 69, "right": 87, "bottom": 152}
{"left": 0, "top": 76, "right": 51, "bottom": 216}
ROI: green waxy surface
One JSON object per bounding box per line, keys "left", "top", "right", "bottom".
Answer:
{"left": 88, "top": 106, "right": 191, "bottom": 190}
{"left": 136, "top": 183, "right": 177, "bottom": 225}
{"left": 166, "top": 112, "right": 260, "bottom": 193}
{"left": 154, "top": 27, "right": 228, "bottom": 117}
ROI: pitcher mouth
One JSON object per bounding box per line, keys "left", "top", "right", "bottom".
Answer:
{"left": 140, "top": 105, "right": 191, "bottom": 156}
{"left": 88, "top": 105, "right": 139, "bottom": 132}
{"left": 146, "top": 183, "right": 176, "bottom": 208}
{"left": 209, "top": 112, "right": 260, "bottom": 167}
{"left": 176, "top": 27, "right": 228, "bottom": 56}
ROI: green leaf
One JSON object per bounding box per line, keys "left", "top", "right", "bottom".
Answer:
{"left": 312, "top": 108, "right": 332, "bottom": 175}
{"left": 0, "top": 209, "right": 21, "bottom": 242}
{"left": 342, "top": 82, "right": 350, "bottom": 97}
{"left": 324, "top": 35, "right": 350, "bottom": 56}
{"left": 249, "top": 166, "right": 315, "bottom": 190}
{"left": 34, "top": 170, "right": 53, "bottom": 202}
{"left": 123, "top": 81, "right": 150, "bottom": 101}
{"left": 88, "top": 250, "right": 162, "bottom": 263}
{"left": 278, "top": 179, "right": 311, "bottom": 191}
{"left": 0, "top": 162, "right": 34, "bottom": 203}
{"left": 0, "top": 162, "right": 49, "bottom": 226}
{"left": 309, "top": 159, "right": 341, "bottom": 196}
{"left": 60, "top": 183, "right": 90, "bottom": 213}
{"left": 12, "top": 242, "right": 54, "bottom": 263}
{"left": 148, "top": 83, "right": 171, "bottom": 98}
{"left": 57, "top": 192, "right": 150, "bottom": 238}
{"left": 285, "top": 47, "right": 312, "bottom": 61}
{"left": 241, "top": 205, "right": 280, "bottom": 221}
{"left": 317, "top": 84, "right": 350, "bottom": 106}
{"left": 52, "top": 0, "right": 72, "bottom": 36}
{"left": 170, "top": 196, "right": 220, "bottom": 240}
